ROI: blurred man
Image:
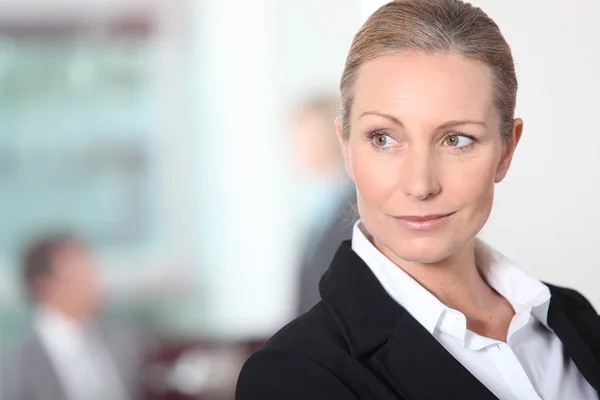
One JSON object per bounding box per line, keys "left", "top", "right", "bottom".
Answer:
{"left": 290, "top": 94, "right": 357, "bottom": 315}
{"left": 3, "top": 235, "right": 143, "bottom": 400}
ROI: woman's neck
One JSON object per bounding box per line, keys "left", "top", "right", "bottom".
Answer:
{"left": 374, "top": 238, "right": 515, "bottom": 341}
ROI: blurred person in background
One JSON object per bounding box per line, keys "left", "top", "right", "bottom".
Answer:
{"left": 290, "top": 94, "right": 357, "bottom": 315}
{"left": 2, "top": 234, "right": 144, "bottom": 400}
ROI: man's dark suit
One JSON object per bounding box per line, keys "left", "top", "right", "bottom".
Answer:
{"left": 237, "top": 241, "right": 600, "bottom": 399}
{"left": 296, "top": 186, "right": 356, "bottom": 315}
{"left": 2, "top": 324, "right": 144, "bottom": 400}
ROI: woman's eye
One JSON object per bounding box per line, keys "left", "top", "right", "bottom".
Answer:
{"left": 372, "top": 133, "right": 398, "bottom": 148}
{"left": 443, "top": 134, "right": 473, "bottom": 148}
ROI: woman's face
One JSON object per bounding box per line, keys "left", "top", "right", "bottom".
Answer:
{"left": 338, "top": 52, "right": 522, "bottom": 264}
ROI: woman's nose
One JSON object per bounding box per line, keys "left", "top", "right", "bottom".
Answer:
{"left": 400, "top": 148, "right": 441, "bottom": 201}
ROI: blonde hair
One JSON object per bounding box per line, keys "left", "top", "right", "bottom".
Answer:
{"left": 340, "top": 0, "right": 518, "bottom": 141}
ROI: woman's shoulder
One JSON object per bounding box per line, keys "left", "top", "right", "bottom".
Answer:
{"left": 545, "top": 283, "right": 597, "bottom": 313}
{"left": 236, "top": 302, "right": 358, "bottom": 400}
{"left": 258, "top": 301, "right": 350, "bottom": 358}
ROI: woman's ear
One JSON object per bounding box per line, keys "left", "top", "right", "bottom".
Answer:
{"left": 495, "top": 118, "right": 523, "bottom": 183}
{"left": 336, "top": 117, "right": 355, "bottom": 181}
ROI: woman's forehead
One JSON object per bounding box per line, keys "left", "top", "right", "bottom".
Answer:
{"left": 352, "top": 52, "right": 497, "bottom": 124}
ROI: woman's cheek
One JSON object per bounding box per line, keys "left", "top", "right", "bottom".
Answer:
{"left": 352, "top": 148, "right": 399, "bottom": 205}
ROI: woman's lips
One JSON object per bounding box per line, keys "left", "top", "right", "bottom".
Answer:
{"left": 393, "top": 212, "right": 455, "bottom": 230}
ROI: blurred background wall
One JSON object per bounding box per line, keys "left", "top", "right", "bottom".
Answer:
{"left": 0, "top": 0, "right": 599, "bottom": 398}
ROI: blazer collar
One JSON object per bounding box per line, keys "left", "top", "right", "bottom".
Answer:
{"left": 319, "top": 240, "right": 400, "bottom": 357}
{"left": 319, "top": 241, "right": 498, "bottom": 399}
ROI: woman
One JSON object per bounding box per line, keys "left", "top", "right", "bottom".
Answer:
{"left": 236, "top": 1, "right": 600, "bottom": 399}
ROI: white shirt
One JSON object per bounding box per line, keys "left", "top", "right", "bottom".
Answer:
{"left": 351, "top": 222, "right": 598, "bottom": 400}
{"left": 35, "top": 307, "right": 128, "bottom": 400}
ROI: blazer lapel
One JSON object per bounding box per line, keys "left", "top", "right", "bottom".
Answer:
{"left": 320, "top": 241, "right": 497, "bottom": 400}
{"left": 547, "top": 302, "right": 600, "bottom": 392}
{"left": 370, "top": 311, "right": 497, "bottom": 400}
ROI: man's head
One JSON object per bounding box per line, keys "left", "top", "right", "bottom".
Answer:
{"left": 290, "top": 94, "right": 344, "bottom": 177}
{"left": 22, "top": 235, "right": 102, "bottom": 321}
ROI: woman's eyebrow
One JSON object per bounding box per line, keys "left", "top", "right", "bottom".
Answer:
{"left": 436, "top": 119, "right": 488, "bottom": 130}
{"left": 359, "top": 111, "right": 487, "bottom": 130}
{"left": 359, "top": 111, "right": 404, "bottom": 127}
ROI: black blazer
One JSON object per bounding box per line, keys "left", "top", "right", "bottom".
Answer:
{"left": 237, "top": 241, "right": 600, "bottom": 399}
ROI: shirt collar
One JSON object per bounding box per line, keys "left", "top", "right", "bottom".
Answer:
{"left": 474, "top": 240, "right": 551, "bottom": 328}
{"left": 35, "top": 306, "right": 89, "bottom": 355}
{"left": 351, "top": 221, "right": 552, "bottom": 344}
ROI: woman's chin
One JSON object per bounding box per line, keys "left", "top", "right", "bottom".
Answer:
{"left": 383, "top": 236, "right": 458, "bottom": 264}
